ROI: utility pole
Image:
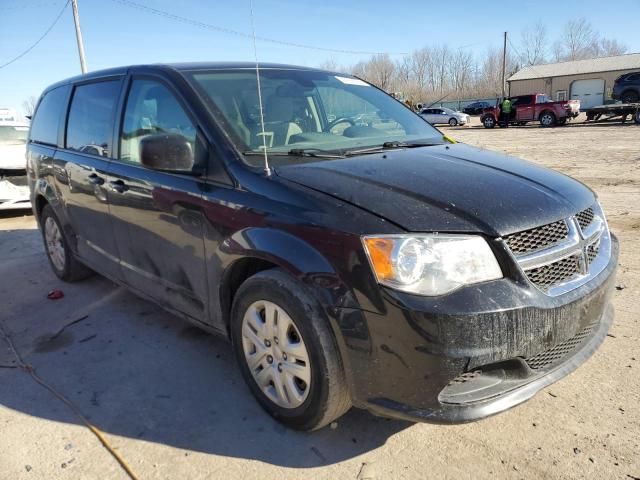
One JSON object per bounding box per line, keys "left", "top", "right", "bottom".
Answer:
{"left": 501, "top": 31, "right": 507, "bottom": 99}
{"left": 71, "top": 0, "right": 88, "bottom": 74}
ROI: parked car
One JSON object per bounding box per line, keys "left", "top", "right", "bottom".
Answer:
{"left": 463, "top": 101, "right": 491, "bottom": 115}
{"left": 0, "top": 122, "right": 31, "bottom": 210}
{"left": 28, "top": 63, "right": 617, "bottom": 431}
{"left": 420, "top": 107, "right": 470, "bottom": 126}
{"left": 612, "top": 71, "right": 640, "bottom": 104}
{"left": 481, "top": 94, "right": 580, "bottom": 128}
{"left": 0, "top": 122, "right": 29, "bottom": 170}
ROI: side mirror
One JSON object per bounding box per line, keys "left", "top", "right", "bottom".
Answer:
{"left": 139, "top": 133, "right": 197, "bottom": 174}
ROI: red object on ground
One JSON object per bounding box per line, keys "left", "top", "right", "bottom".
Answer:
{"left": 47, "top": 289, "right": 64, "bottom": 300}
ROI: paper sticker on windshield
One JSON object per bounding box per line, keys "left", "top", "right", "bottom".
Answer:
{"left": 335, "top": 76, "right": 369, "bottom": 86}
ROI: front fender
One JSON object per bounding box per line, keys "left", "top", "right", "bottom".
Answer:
{"left": 220, "top": 227, "right": 352, "bottom": 308}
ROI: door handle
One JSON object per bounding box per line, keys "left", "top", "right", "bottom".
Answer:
{"left": 88, "top": 173, "right": 104, "bottom": 185}
{"left": 109, "top": 179, "right": 128, "bottom": 193}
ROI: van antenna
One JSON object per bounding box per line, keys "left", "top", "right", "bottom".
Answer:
{"left": 249, "top": 0, "right": 271, "bottom": 176}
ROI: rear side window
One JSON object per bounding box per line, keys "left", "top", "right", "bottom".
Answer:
{"left": 30, "top": 86, "right": 68, "bottom": 146}
{"left": 66, "top": 81, "right": 120, "bottom": 157}
{"left": 627, "top": 73, "right": 640, "bottom": 81}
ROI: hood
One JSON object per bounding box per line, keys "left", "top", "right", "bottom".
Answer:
{"left": 0, "top": 144, "right": 27, "bottom": 170}
{"left": 275, "top": 143, "right": 595, "bottom": 236}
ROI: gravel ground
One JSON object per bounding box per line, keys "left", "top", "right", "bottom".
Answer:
{"left": 0, "top": 116, "right": 638, "bottom": 479}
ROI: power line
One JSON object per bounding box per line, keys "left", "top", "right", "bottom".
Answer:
{"left": 0, "top": 0, "right": 70, "bottom": 70}
{"left": 109, "top": 0, "right": 408, "bottom": 56}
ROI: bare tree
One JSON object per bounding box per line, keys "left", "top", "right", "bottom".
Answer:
{"left": 562, "top": 18, "right": 596, "bottom": 60}
{"left": 594, "top": 38, "right": 627, "bottom": 57}
{"left": 520, "top": 22, "right": 548, "bottom": 65}
{"left": 351, "top": 54, "right": 396, "bottom": 91}
{"left": 22, "top": 96, "right": 38, "bottom": 117}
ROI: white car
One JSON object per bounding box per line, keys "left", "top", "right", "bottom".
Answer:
{"left": 420, "top": 107, "right": 470, "bottom": 126}
{"left": 0, "top": 122, "right": 29, "bottom": 170}
{"left": 0, "top": 122, "right": 31, "bottom": 210}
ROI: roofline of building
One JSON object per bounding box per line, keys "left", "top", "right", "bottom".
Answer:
{"left": 507, "top": 52, "right": 640, "bottom": 82}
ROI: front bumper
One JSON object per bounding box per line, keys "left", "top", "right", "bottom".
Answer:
{"left": 341, "top": 234, "right": 618, "bottom": 423}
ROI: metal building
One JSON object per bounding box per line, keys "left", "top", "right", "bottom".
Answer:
{"left": 507, "top": 53, "right": 640, "bottom": 109}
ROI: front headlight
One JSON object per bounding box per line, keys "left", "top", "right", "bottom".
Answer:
{"left": 362, "top": 234, "right": 503, "bottom": 296}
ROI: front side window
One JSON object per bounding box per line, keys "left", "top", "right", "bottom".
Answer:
{"left": 66, "top": 81, "right": 120, "bottom": 157}
{"left": 120, "top": 80, "right": 196, "bottom": 164}
{"left": 187, "top": 69, "right": 443, "bottom": 167}
{"left": 30, "top": 86, "right": 68, "bottom": 146}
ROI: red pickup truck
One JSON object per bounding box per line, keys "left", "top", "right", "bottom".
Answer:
{"left": 480, "top": 94, "right": 580, "bottom": 128}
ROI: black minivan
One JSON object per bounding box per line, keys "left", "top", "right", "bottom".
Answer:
{"left": 28, "top": 63, "right": 618, "bottom": 430}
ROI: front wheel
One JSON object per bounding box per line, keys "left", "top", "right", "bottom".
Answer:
{"left": 540, "top": 111, "right": 556, "bottom": 127}
{"left": 230, "top": 269, "right": 351, "bottom": 431}
{"left": 621, "top": 91, "right": 639, "bottom": 104}
{"left": 448, "top": 117, "right": 458, "bottom": 126}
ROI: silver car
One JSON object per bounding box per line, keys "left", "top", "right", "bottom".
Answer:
{"left": 420, "top": 107, "right": 469, "bottom": 126}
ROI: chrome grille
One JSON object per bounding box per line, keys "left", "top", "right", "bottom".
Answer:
{"left": 576, "top": 207, "right": 594, "bottom": 229}
{"left": 504, "top": 221, "right": 568, "bottom": 254}
{"left": 504, "top": 204, "right": 610, "bottom": 296}
{"left": 526, "top": 322, "right": 597, "bottom": 370}
{"left": 586, "top": 239, "right": 600, "bottom": 265}
{"left": 526, "top": 254, "right": 581, "bottom": 291}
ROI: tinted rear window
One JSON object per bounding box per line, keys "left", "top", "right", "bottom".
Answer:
{"left": 30, "top": 86, "right": 68, "bottom": 146}
{"left": 66, "top": 81, "right": 120, "bottom": 157}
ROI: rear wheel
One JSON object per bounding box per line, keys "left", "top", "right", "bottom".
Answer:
{"left": 230, "top": 269, "right": 351, "bottom": 431}
{"left": 482, "top": 116, "right": 496, "bottom": 129}
{"left": 621, "top": 91, "right": 639, "bottom": 104}
{"left": 540, "top": 111, "right": 556, "bottom": 127}
{"left": 40, "top": 204, "right": 93, "bottom": 281}
{"left": 448, "top": 117, "right": 458, "bottom": 126}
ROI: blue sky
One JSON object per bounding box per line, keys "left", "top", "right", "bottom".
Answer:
{"left": 2, "top": 0, "right": 639, "bottom": 117}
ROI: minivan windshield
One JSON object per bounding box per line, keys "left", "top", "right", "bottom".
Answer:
{"left": 187, "top": 68, "right": 444, "bottom": 166}
{"left": 0, "top": 125, "right": 29, "bottom": 146}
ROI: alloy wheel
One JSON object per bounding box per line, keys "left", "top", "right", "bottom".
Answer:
{"left": 44, "top": 217, "right": 66, "bottom": 271}
{"left": 241, "top": 300, "right": 311, "bottom": 409}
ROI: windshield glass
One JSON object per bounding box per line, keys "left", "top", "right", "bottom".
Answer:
{"left": 187, "top": 68, "right": 444, "bottom": 166}
{"left": 0, "top": 125, "right": 29, "bottom": 145}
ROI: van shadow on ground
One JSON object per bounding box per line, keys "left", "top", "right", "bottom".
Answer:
{"left": 0, "top": 221, "right": 411, "bottom": 468}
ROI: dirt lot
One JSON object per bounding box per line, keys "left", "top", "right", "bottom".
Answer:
{"left": 1, "top": 118, "right": 638, "bottom": 480}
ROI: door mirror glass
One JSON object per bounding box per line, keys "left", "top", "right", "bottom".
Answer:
{"left": 139, "top": 133, "right": 195, "bottom": 172}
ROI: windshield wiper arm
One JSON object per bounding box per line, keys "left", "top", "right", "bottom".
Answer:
{"left": 344, "top": 141, "right": 438, "bottom": 156}
{"left": 243, "top": 148, "right": 344, "bottom": 159}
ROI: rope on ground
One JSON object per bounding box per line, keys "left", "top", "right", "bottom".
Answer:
{"left": 0, "top": 322, "right": 139, "bottom": 480}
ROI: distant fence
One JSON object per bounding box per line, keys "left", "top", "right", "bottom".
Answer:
{"left": 419, "top": 97, "right": 500, "bottom": 111}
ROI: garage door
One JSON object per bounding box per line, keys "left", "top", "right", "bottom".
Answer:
{"left": 571, "top": 79, "right": 605, "bottom": 109}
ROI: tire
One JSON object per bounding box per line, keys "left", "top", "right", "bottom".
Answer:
{"left": 621, "top": 91, "right": 639, "bottom": 104}
{"left": 540, "top": 111, "right": 556, "bottom": 127}
{"left": 634, "top": 110, "right": 640, "bottom": 125}
{"left": 448, "top": 117, "right": 458, "bottom": 126}
{"left": 40, "top": 204, "right": 93, "bottom": 282}
{"left": 230, "top": 269, "right": 351, "bottom": 431}
{"left": 482, "top": 116, "right": 496, "bottom": 129}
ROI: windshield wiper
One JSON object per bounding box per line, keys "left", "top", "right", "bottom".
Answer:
{"left": 243, "top": 148, "right": 344, "bottom": 159}
{"left": 344, "top": 141, "right": 438, "bottom": 156}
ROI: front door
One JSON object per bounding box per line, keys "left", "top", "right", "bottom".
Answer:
{"left": 107, "top": 77, "right": 208, "bottom": 321}
{"left": 55, "top": 80, "right": 123, "bottom": 279}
